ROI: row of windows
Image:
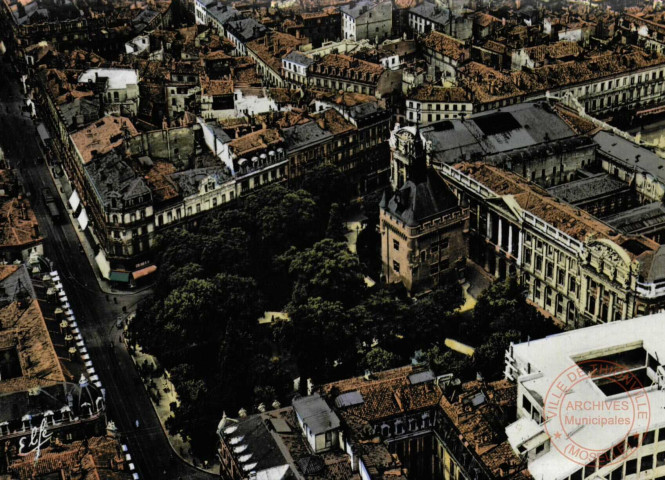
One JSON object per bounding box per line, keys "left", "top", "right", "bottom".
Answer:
{"left": 408, "top": 101, "right": 468, "bottom": 111}
{"left": 409, "top": 111, "right": 464, "bottom": 122}
{"left": 393, "top": 237, "right": 449, "bottom": 252}
{"left": 110, "top": 210, "right": 147, "bottom": 225}
{"left": 569, "top": 428, "right": 665, "bottom": 480}
{"left": 523, "top": 250, "right": 577, "bottom": 293}
{"left": 311, "top": 77, "right": 373, "bottom": 95}
{"left": 392, "top": 258, "right": 450, "bottom": 276}
{"left": 524, "top": 233, "right": 575, "bottom": 269}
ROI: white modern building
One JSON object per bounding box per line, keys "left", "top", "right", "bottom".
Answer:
{"left": 505, "top": 314, "right": 665, "bottom": 480}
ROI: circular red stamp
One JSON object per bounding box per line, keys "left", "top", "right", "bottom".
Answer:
{"left": 543, "top": 359, "right": 651, "bottom": 468}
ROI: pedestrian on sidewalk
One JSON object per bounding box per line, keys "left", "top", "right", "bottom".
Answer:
{"left": 135, "top": 419, "right": 140, "bottom": 429}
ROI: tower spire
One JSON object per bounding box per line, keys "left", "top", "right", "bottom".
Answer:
{"left": 410, "top": 110, "right": 427, "bottom": 183}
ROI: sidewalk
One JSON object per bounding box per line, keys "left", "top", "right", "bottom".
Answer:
{"left": 128, "top": 342, "right": 221, "bottom": 475}
{"left": 35, "top": 122, "right": 151, "bottom": 297}
{"left": 344, "top": 211, "right": 376, "bottom": 286}
{"left": 459, "top": 262, "right": 493, "bottom": 313}
{"left": 344, "top": 211, "right": 367, "bottom": 254}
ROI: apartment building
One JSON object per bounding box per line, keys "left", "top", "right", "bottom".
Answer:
{"left": 199, "top": 77, "right": 234, "bottom": 119}
{"left": 459, "top": 46, "right": 665, "bottom": 116}
{"left": 340, "top": 0, "right": 392, "bottom": 42}
{"left": 1, "top": 0, "right": 172, "bottom": 62}
{"left": 283, "top": 101, "right": 391, "bottom": 192}
{"left": 299, "top": 10, "right": 340, "bottom": 48}
{"left": 217, "top": 394, "right": 405, "bottom": 480}
{"left": 282, "top": 51, "right": 314, "bottom": 87}
{"left": 0, "top": 170, "right": 43, "bottom": 263}
{"left": 218, "top": 364, "right": 529, "bottom": 480}
{"left": 246, "top": 32, "right": 308, "bottom": 88}
{"left": 166, "top": 62, "right": 202, "bottom": 119}
{"left": 408, "top": 1, "right": 452, "bottom": 35}
{"left": 407, "top": 0, "right": 472, "bottom": 39}
{"left": 308, "top": 53, "right": 401, "bottom": 98}
{"left": 421, "top": 31, "right": 469, "bottom": 83}
{"left": 224, "top": 17, "right": 267, "bottom": 55}
{"left": 539, "top": 50, "right": 665, "bottom": 117}
{"left": 406, "top": 85, "right": 472, "bottom": 125}
{"left": 194, "top": 0, "right": 241, "bottom": 35}
{"left": 84, "top": 121, "right": 289, "bottom": 281}
{"left": 620, "top": 11, "right": 665, "bottom": 54}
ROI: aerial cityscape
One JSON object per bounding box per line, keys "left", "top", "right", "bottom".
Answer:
{"left": 3, "top": 0, "right": 665, "bottom": 478}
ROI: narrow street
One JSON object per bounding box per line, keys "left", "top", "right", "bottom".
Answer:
{"left": 0, "top": 59, "right": 215, "bottom": 480}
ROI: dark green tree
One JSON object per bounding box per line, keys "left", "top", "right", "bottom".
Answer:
{"left": 244, "top": 184, "right": 319, "bottom": 254}
{"left": 404, "top": 279, "right": 464, "bottom": 350}
{"left": 325, "top": 203, "right": 348, "bottom": 242}
{"left": 363, "top": 347, "right": 402, "bottom": 372}
{"left": 166, "top": 263, "right": 205, "bottom": 290}
{"left": 350, "top": 290, "right": 408, "bottom": 349}
{"left": 287, "top": 296, "right": 358, "bottom": 382}
{"left": 473, "top": 330, "right": 522, "bottom": 380}
{"left": 199, "top": 227, "right": 252, "bottom": 276}
{"left": 465, "top": 276, "right": 553, "bottom": 343}
{"left": 299, "top": 163, "right": 355, "bottom": 215}
{"left": 279, "top": 239, "right": 366, "bottom": 307}
{"left": 425, "top": 345, "right": 473, "bottom": 380}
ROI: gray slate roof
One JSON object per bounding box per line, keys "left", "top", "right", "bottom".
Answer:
{"left": 284, "top": 51, "right": 315, "bottom": 66}
{"left": 59, "top": 96, "right": 102, "bottom": 132}
{"left": 282, "top": 122, "right": 333, "bottom": 153}
{"left": 169, "top": 167, "right": 231, "bottom": 197}
{"left": 645, "top": 246, "right": 665, "bottom": 283}
{"left": 381, "top": 169, "right": 460, "bottom": 227}
{"left": 603, "top": 202, "right": 665, "bottom": 236}
{"left": 547, "top": 174, "right": 629, "bottom": 205}
{"left": 226, "top": 18, "right": 267, "bottom": 42}
{"left": 292, "top": 394, "right": 340, "bottom": 435}
{"left": 221, "top": 414, "right": 290, "bottom": 473}
{"left": 594, "top": 131, "right": 665, "bottom": 185}
{"left": 84, "top": 150, "right": 151, "bottom": 211}
{"left": 206, "top": 3, "right": 241, "bottom": 27}
{"left": 0, "top": 264, "right": 36, "bottom": 305}
{"left": 341, "top": 0, "right": 377, "bottom": 18}
{"left": 422, "top": 101, "right": 582, "bottom": 165}
{"left": 409, "top": 1, "right": 451, "bottom": 25}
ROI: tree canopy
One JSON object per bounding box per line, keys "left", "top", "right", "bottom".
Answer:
{"left": 130, "top": 172, "right": 560, "bottom": 457}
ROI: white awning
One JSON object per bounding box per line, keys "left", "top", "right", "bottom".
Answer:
{"left": 77, "top": 208, "right": 89, "bottom": 230}
{"left": 37, "top": 122, "right": 50, "bottom": 142}
{"left": 68, "top": 190, "right": 80, "bottom": 211}
{"left": 95, "top": 250, "right": 111, "bottom": 280}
